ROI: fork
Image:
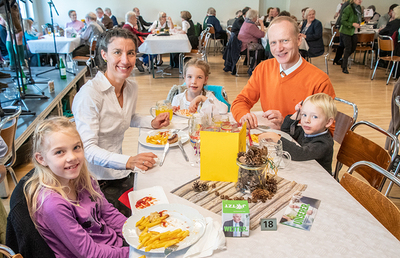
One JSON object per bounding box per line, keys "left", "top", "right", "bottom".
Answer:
{"left": 164, "top": 244, "right": 179, "bottom": 257}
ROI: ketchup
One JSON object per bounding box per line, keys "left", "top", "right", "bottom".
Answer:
{"left": 135, "top": 196, "right": 156, "bottom": 209}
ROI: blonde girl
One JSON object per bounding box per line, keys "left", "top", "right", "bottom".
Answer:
{"left": 24, "top": 117, "right": 129, "bottom": 258}
{"left": 172, "top": 59, "right": 228, "bottom": 114}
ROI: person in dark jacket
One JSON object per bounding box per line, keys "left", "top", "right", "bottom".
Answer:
{"left": 379, "top": 6, "right": 400, "bottom": 37}
{"left": 134, "top": 7, "right": 152, "bottom": 33}
{"left": 105, "top": 8, "right": 118, "bottom": 27}
{"left": 204, "top": 7, "right": 227, "bottom": 47}
{"left": 231, "top": 7, "right": 250, "bottom": 35}
{"left": 95, "top": 7, "right": 113, "bottom": 30}
{"left": 300, "top": 8, "right": 324, "bottom": 57}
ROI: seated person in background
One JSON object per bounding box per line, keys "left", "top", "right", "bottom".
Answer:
{"left": 364, "top": 5, "right": 380, "bottom": 23}
{"left": 122, "top": 11, "right": 151, "bottom": 72}
{"left": 298, "top": 7, "right": 309, "bottom": 28}
{"left": 231, "top": 6, "right": 250, "bottom": 35}
{"left": 231, "top": 16, "right": 335, "bottom": 131}
{"left": 264, "top": 7, "right": 279, "bottom": 26}
{"left": 65, "top": 9, "right": 84, "bottom": 33}
{"left": 227, "top": 10, "right": 242, "bottom": 27}
{"left": 238, "top": 9, "right": 265, "bottom": 64}
{"left": 96, "top": 7, "right": 113, "bottom": 30}
{"left": 179, "top": 11, "right": 198, "bottom": 49}
{"left": 134, "top": 7, "right": 152, "bottom": 33}
{"left": 172, "top": 59, "right": 228, "bottom": 114}
{"left": 377, "top": 4, "right": 398, "bottom": 29}
{"left": 300, "top": 8, "right": 324, "bottom": 57}
{"left": 379, "top": 6, "right": 400, "bottom": 36}
{"left": 0, "top": 14, "right": 8, "bottom": 60}
{"left": 278, "top": 10, "right": 291, "bottom": 17}
{"left": 259, "top": 93, "right": 337, "bottom": 174}
{"left": 105, "top": 8, "right": 118, "bottom": 27}
{"left": 205, "top": 7, "right": 227, "bottom": 47}
{"left": 23, "top": 18, "right": 43, "bottom": 66}
{"left": 148, "top": 11, "right": 174, "bottom": 32}
{"left": 72, "top": 12, "right": 104, "bottom": 57}
{"left": 0, "top": 136, "right": 7, "bottom": 247}
{"left": 263, "top": 7, "right": 273, "bottom": 27}
{"left": 24, "top": 117, "right": 129, "bottom": 257}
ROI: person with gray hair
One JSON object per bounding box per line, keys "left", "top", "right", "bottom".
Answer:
{"left": 148, "top": 11, "right": 174, "bottom": 32}
{"left": 72, "top": 12, "right": 104, "bottom": 57}
{"left": 96, "top": 7, "right": 113, "bottom": 29}
{"left": 104, "top": 7, "right": 118, "bottom": 26}
{"left": 377, "top": 4, "right": 398, "bottom": 29}
{"left": 204, "top": 7, "right": 227, "bottom": 47}
{"left": 133, "top": 7, "right": 152, "bottom": 32}
{"left": 300, "top": 8, "right": 324, "bottom": 57}
{"left": 238, "top": 9, "right": 265, "bottom": 53}
{"left": 65, "top": 10, "right": 84, "bottom": 32}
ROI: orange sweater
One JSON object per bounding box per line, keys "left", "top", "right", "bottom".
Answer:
{"left": 232, "top": 57, "right": 336, "bottom": 122}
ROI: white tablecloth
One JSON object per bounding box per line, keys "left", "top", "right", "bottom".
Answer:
{"left": 129, "top": 115, "right": 400, "bottom": 257}
{"left": 27, "top": 35, "right": 81, "bottom": 54}
{"left": 138, "top": 33, "right": 192, "bottom": 55}
{"left": 261, "top": 34, "right": 309, "bottom": 51}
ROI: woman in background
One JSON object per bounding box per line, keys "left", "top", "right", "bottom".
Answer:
{"left": 65, "top": 10, "right": 84, "bottom": 33}
{"left": 300, "top": 8, "right": 324, "bottom": 57}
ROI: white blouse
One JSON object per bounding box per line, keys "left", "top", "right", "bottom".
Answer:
{"left": 171, "top": 90, "right": 228, "bottom": 114}
{"left": 148, "top": 20, "right": 173, "bottom": 32}
{"left": 182, "top": 20, "right": 190, "bottom": 33}
{"left": 72, "top": 72, "right": 152, "bottom": 180}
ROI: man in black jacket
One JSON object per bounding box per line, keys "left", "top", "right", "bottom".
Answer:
{"left": 231, "top": 6, "right": 250, "bottom": 35}
{"left": 134, "top": 7, "right": 152, "bottom": 33}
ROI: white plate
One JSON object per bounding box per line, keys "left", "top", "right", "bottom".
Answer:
{"left": 250, "top": 129, "right": 293, "bottom": 142}
{"left": 128, "top": 186, "right": 169, "bottom": 213}
{"left": 138, "top": 129, "right": 189, "bottom": 148}
{"left": 122, "top": 203, "right": 206, "bottom": 253}
{"left": 174, "top": 110, "right": 194, "bottom": 119}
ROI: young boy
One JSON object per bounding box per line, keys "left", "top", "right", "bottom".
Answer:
{"left": 259, "top": 93, "right": 337, "bottom": 174}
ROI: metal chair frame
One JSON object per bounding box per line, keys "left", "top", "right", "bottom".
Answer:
{"left": 179, "top": 32, "right": 211, "bottom": 75}
{"left": 371, "top": 35, "right": 400, "bottom": 85}
{"left": 72, "top": 35, "right": 98, "bottom": 77}
{"left": 0, "top": 244, "right": 22, "bottom": 258}
{"left": 351, "top": 33, "right": 375, "bottom": 69}
{"left": 207, "top": 25, "right": 224, "bottom": 56}
{"left": 333, "top": 97, "right": 358, "bottom": 145}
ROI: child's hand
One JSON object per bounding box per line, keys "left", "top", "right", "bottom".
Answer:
{"left": 172, "top": 106, "right": 180, "bottom": 112}
{"left": 290, "top": 101, "right": 303, "bottom": 120}
{"left": 258, "top": 132, "right": 281, "bottom": 143}
{"left": 189, "top": 96, "right": 206, "bottom": 113}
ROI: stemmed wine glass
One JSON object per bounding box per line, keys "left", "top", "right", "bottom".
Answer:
{"left": 188, "top": 113, "right": 202, "bottom": 167}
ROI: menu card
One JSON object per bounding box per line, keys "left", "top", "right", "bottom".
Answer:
{"left": 222, "top": 200, "right": 250, "bottom": 237}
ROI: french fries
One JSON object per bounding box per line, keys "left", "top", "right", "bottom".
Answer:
{"left": 146, "top": 131, "right": 170, "bottom": 145}
{"left": 136, "top": 212, "right": 190, "bottom": 252}
{"left": 177, "top": 109, "right": 194, "bottom": 117}
{"left": 251, "top": 134, "right": 260, "bottom": 143}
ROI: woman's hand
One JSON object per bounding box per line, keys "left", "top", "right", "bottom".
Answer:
{"left": 151, "top": 112, "right": 170, "bottom": 129}
{"left": 189, "top": 96, "right": 207, "bottom": 113}
{"left": 172, "top": 106, "right": 180, "bottom": 112}
{"left": 258, "top": 132, "right": 281, "bottom": 143}
{"left": 353, "top": 23, "right": 361, "bottom": 29}
{"left": 126, "top": 152, "right": 157, "bottom": 170}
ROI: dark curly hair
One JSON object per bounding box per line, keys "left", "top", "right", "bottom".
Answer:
{"left": 97, "top": 28, "right": 139, "bottom": 71}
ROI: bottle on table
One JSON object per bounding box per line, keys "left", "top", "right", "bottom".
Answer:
{"left": 59, "top": 56, "right": 67, "bottom": 79}
{"left": 18, "top": 69, "right": 27, "bottom": 90}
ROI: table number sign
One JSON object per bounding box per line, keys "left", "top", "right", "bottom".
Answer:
{"left": 260, "top": 218, "right": 277, "bottom": 231}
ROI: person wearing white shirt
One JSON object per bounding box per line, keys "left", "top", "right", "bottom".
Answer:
{"left": 148, "top": 12, "right": 174, "bottom": 32}
{"left": 72, "top": 28, "right": 169, "bottom": 215}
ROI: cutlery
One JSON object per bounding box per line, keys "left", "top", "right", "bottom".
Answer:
{"left": 160, "top": 142, "right": 169, "bottom": 166}
{"left": 290, "top": 100, "right": 303, "bottom": 136}
{"left": 164, "top": 244, "right": 179, "bottom": 257}
{"left": 178, "top": 139, "right": 189, "bottom": 162}
{"left": 256, "top": 125, "right": 270, "bottom": 132}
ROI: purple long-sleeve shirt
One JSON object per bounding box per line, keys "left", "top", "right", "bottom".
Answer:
{"left": 34, "top": 179, "right": 129, "bottom": 258}
{"left": 238, "top": 21, "right": 265, "bottom": 52}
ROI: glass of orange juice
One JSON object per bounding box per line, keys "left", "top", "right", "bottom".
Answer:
{"left": 150, "top": 100, "right": 173, "bottom": 120}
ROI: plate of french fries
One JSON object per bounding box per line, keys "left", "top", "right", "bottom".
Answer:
{"left": 174, "top": 109, "right": 195, "bottom": 118}
{"left": 138, "top": 129, "right": 189, "bottom": 148}
{"left": 122, "top": 203, "right": 206, "bottom": 253}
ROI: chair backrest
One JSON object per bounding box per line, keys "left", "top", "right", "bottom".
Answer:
{"left": 208, "top": 25, "right": 215, "bottom": 35}
{"left": 0, "top": 244, "right": 23, "bottom": 258}
{"left": 378, "top": 35, "right": 394, "bottom": 55}
{"left": 204, "top": 85, "right": 231, "bottom": 112}
{"left": 89, "top": 35, "right": 98, "bottom": 58}
{"left": 0, "top": 107, "right": 21, "bottom": 168}
{"left": 357, "top": 33, "right": 375, "bottom": 44}
{"left": 341, "top": 161, "right": 400, "bottom": 241}
{"left": 333, "top": 97, "right": 358, "bottom": 144}
{"left": 331, "top": 26, "right": 340, "bottom": 38}
{"left": 336, "top": 121, "right": 398, "bottom": 189}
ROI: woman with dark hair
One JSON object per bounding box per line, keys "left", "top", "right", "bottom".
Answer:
{"left": 339, "top": 0, "right": 362, "bottom": 74}
{"left": 300, "top": 8, "right": 324, "bottom": 57}
{"left": 72, "top": 28, "right": 170, "bottom": 216}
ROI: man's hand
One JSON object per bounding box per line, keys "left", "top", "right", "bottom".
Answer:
{"left": 126, "top": 152, "right": 157, "bottom": 171}
{"left": 240, "top": 113, "right": 258, "bottom": 129}
{"left": 262, "top": 110, "right": 283, "bottom": 129}
{"left": 151, "top": 112, "right": 170, "bottom": 129}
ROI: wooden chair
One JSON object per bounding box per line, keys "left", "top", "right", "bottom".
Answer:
{"left": 341, "top": 160, "right": 400, "bottom": 241}
{"left": 179, "top": 31, "right": 211, "bottom": 75}
{"left": 333, "top": 97, "right": 358, "bottom": 144}
{"left": 207, "top": 25, "right": 224, "bottom": 56}
{"left": 0, "top": 244, "right": 23, "bottom": 258}
{"left": 327, "top": 26, "right": 340, "bottom": 62}
{"left": 334, "top": 121, "right": 399, "bottom": 191}
{"left": 352, "top": 33, "right": 375, "bottom": 69}
{"left": 72, "top": 35, "right": 98, "bottom": 77}
{"left": 371, "top": 35, "right": 400, "bottom": 85}
{"left": 0, "top": 107, "right": 22, "bottom": 187}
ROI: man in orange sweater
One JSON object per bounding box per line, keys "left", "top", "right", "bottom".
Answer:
{"left": 232, "top": 16, "right": 335, "bottom": 129}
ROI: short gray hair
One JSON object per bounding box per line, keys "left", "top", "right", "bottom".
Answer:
{"left": 105, "top": 8, "right": 111, "bottom": 13}
{"left": 246, "top": 9, "right": 258, "bottom": 20}
{"left": 394, "top": 6, "right": 400, "bottom": 19}
{"left": 125, "top": 11, "right": 136, "bottom": 22}
{"left": 207, "top": 7, "right": 216, "bottom": 15}
{"left": 86, "top": 12, "right": 97, "bottom": 21}
{"left": 304, "top": 8, "right": 315, "bottom": 19}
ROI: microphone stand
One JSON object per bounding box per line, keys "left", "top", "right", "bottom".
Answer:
{"left": 35, "top": 0, "right": 74, "bottom": 76}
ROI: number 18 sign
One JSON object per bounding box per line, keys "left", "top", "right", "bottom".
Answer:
{"left": 260, "top": 218, "right": 277, "bottom": 231}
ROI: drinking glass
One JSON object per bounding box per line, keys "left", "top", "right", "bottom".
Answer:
{"left": 149, "top": 100, "right": 173, "bottom": 120}
{"left": 188, "top": 113, "right": 202, "bottom": 167}
{"left": 260, "top": 139, "right": 291, "bottom": 171}
{"left": 3, "top": 87, "right": 19, "bottom": 100}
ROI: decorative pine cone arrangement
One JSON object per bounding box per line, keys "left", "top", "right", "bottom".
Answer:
{"left": 192, "top": 180, "right": 209, "bottom": 192}
{"left": 237, "top": 146, "right": 268, "bottom": 166}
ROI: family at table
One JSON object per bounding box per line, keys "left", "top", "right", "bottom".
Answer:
{"left": 17, "top": 16, "right": 339, "bottom": 257}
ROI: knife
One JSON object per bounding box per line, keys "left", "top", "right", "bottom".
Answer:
{"left": 160, "top": 142, "right": 169, "bottom": 166}
{"left": 178, "top": 139, "right": 189, "bottom": 162}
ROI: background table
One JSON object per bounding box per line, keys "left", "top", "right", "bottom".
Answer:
{"left": 138, "top": 33, "right": 192, "bottom": 55}
{"left": 129, "top": 115, "right": 400, "bottom": 257}
{"left": 26, "top": 35, "right": 81, "bottom": 54}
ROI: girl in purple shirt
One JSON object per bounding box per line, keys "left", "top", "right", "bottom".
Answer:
{"left": 24, "top": 117, "right": 129, "bottom": 258}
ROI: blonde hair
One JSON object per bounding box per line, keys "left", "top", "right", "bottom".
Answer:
{"left": 303, "top": 93, "right": 337, "bottom": 120}
{"left": 393, "top": 6, "right": 400, "bottom": 19}
{"left": 24, "top": 116, "right": 101, "bottom": 221}
{"left": 183, "top": 59, "right": 210, "bottom": 95}
{"left": 269, "top": 16, "right": 300, "bottom": 35}
{"left": 23, "top": 19, "right": 33, "bottom": 33}
{"left": 158, "top": 12, "right": 166, "bottom": 21}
